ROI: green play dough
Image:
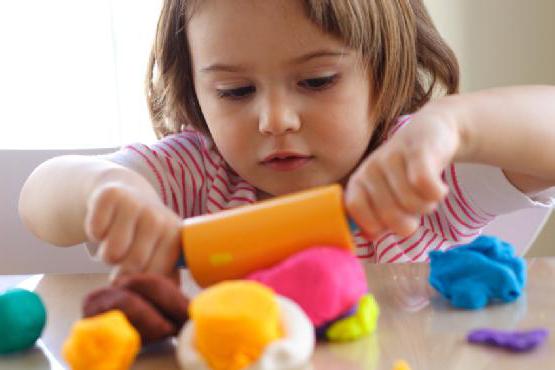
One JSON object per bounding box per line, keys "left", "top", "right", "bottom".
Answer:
{"left": 0, "top": 288, "right": 46, "bottom": 354}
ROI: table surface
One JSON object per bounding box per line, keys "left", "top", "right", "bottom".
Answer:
{"left": 1, "top": 258, "right": 554, "bottom": 370}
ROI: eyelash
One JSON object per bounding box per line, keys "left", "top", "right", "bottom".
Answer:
{"left": 216, "top": 74, "right": 339, "bottom": 100}
{"left": 298, "top": 75, "right": 339, "bottom": 90}
{"left": 217, "top": 86, "right": 255, "bottom": 99}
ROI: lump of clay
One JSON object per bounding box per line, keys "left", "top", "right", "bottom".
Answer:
{"left": 392, "top": 360, "right": 412, "bottom": 370}
{"left": 467, "top": 328, "right": 549, "bottom": 352}
{"left": 63, "top": 310, "right": 140, "bottom": 370}
{"left": 429, "top": 235, "right": 526, "bottom": 309}
{"left": 83, "top": 273, "right": 189, "bottom": 344}
{"left": 324, "top": 294, "right": 380, "bottom": 342}
{"left": 247, "top": 247, "right": 367, "bottom": 327}
{"left": 176, "top": 280, "right": 315, "bottom": 370}
{"left": 0, "top": 288, "right": 46, "bottom": 355}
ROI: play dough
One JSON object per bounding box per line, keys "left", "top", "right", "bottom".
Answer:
{"left": 247, "top": 247, "right": 367, "bottom": 327}
{"left": 177, "top": 280, "right": 315, "bottom": 370}
{"left": 187, "top": 281, "right": 282, "bottom": 370}
{"left": 83, "top": 273, "right": 189, "bottom": 344}
{"left": 429, "top": 236, "right": 526, "bottom": 309}
{"left": 467, "top": 328, "right": 548, "bottom": 352}
{"left": 325, "top": 294, "right": 380, "bottom": 342}
{"left": 392, "top": 360, "right": 412, "bottom": 370}
{"left": 63, "top": 310, "right": 140, "bottom": 370}
{"left": 0, "top": 288, "right": 46, "bottom": 354}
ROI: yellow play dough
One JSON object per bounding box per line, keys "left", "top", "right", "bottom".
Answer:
{"left": 326, "top": 294, "right": 380, "bottom": 342}
{"left": 190, "top": 280, "right": 283, "bottom": 370}
{"left": 392, "top": 359, "right": 412, "bottom": 370}
{"left": 62, "top": 310, "right": 141, "bottom": 370}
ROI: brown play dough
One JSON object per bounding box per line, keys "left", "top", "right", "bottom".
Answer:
{"left": 83, "top": 273, "right": 189, "bottom": 344}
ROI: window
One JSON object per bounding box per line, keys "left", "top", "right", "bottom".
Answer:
{"left": 0, "top": 0, "right": 161, "bottom": 149}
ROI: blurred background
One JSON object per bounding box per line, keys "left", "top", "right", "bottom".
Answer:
{"left": 0, "top": 0, "right": 553, "bottom": 263}
{"left": 425, "top": 0, "right": 555, "bottom": 256}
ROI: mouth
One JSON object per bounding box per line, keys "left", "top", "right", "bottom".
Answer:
{"left": 261, "top": 152, "right": 314, "bottom": 171}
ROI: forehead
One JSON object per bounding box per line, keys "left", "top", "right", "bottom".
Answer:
{"left": 187, "top": 0, "right": 347, "bottom": 68}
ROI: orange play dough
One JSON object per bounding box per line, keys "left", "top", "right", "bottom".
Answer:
{"left": 62, "top": 310, "right": 140, "bottom": 370}
{"left": 190, "top": 281, "right": 283, "bottom": 370}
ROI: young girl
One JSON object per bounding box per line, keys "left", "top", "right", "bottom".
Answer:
{"left": 19, "top": 0, "right": 555, "bottom": 278}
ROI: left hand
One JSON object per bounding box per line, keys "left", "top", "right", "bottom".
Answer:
{"left": 345, "top": 106, "right": 462, "bottom": 239}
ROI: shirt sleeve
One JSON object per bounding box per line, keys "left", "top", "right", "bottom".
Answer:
{"left": 373, "top": 163, "right": 554, "bottom": 263}
{"left": 455, "top": 163, "right": 555, "bottom": 212}
{"left": 100, "top": 131, "right": 209, "bottom": 219}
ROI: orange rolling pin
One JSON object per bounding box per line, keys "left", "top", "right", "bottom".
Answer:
{"left": 181, "top": 184, "right": 354, "bottom": 287}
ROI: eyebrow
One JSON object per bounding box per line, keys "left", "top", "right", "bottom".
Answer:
{"left": 200, "top": 49, "right": 349, "bottom": 73}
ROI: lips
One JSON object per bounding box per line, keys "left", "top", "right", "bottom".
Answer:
{"left": 262, "top": 151, "right": 310, "bottom": 162}
{"left": 261, "top": 152, "right": 313, "bottom": 171}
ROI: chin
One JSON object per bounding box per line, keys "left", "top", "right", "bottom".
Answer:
{"left": 260, "top": 182, "right": 323, "bottom": 198}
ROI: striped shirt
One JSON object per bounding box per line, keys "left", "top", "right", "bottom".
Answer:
{"left": 103, "top": 116, "right": 553, "bottom": 263}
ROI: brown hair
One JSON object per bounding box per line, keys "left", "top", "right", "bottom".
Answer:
{"left": 146, "top": 0, "right": 459, "bottom": 150}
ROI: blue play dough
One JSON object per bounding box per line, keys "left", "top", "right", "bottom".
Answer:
{"left": 0, "top": 289, "right": 47, "bottom": 354}
{"left": 428, "top": 235, "right": 526, "bottom": 310}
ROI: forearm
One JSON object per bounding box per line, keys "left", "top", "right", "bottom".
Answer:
{"left": 434, "top": 85, "right": 555, "bottom": 192}
{"left": 18, "top": 155, "right": 160, "bottom": 246}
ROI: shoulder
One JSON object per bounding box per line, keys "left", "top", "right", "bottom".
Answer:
{"left": 104, "top": 129, "right": 230, "bottom": 185}
{"left": 151, "top": 129, "right": 211, "bottom": 157}
{"left": 127, "top": 129, "right": 228, "bottom": 172}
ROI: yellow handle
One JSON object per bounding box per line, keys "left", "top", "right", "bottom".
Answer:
{"left": 182, "top": 184, "right": 354, "bottom": 287}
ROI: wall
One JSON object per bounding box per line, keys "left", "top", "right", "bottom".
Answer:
{"left": 424, "top": 0, "right": 555, "bottom": 256}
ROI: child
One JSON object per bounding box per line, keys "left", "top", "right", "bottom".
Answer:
{"left": 19, "top": 0, "right": 555, "bottom": 278}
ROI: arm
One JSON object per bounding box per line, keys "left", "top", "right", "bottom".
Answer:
{"left": 434, "top": 85, "right": 555, "bottom": 193}
{"left": 18, "top": 155, "right": 160, "bottom": 246}
{"left": 346, "top": 85, "right": 555, "bottom": 239}
{"left": 20, "top": 154, "right": 182, "bottom": 276}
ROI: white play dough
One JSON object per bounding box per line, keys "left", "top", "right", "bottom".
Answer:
{"left": 176, "top": 296, "right": 315, "bottom": 370}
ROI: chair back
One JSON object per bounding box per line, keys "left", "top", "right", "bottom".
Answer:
{"left": 0, "top": 149, "right": 115, "bottom": 274}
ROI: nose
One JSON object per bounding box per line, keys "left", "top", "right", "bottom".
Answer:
{"left": 258, "top": 92, "right": 301, "bottom": 136}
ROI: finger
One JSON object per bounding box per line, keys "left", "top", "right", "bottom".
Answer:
{"left": 118, "top": 209, "right": 162, "bottom": 274}
{"left": 84, "top": 189, "right": 117, "bottom": 243}
{"left": 114, "top": 273, "right": 189, "bottom": 326}
{"left": 145, "top": 219, "right": 182, "bottom": 276}
{"left": 108, "top": 265, "right": 122, "bottom": 283}
{"left": 82, "top": 286, "right": 176, "bottom": 344}
{"left": 361, "top": 165, "right": 419, "bottom": 237}
{"left": 406, "top": 150, "right": 448, "bottom": 201}
{"left": 100, "top": 200, "right": 140, "bottom": 264}
{"left": 345, "top": 176, "right": 385, "bottom": 239}
{"left": 384, "top": 153, "right": 438, "bottom": 215}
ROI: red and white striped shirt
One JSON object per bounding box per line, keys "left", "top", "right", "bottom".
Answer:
{"left": 103, "top": 116, "right": 552, "bottom": 263}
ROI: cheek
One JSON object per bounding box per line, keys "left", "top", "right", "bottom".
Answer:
{"left": 313, "top": 77, "right": 373, "bottom": 153}
{"left": 209, "top": 121, "right": 253, "bottom": 169}
{"left": 197, "top": 98, "right": 247, "bottom": 158}
{"left": 332, "top": 125, "right": 372, "bottom": 167}
{"left": 314, "top": 104, "right": 373, "bottom": 154}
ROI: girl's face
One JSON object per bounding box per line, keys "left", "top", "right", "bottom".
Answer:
{"left": 189, "top": 0, "right": 376, "bottom": 197}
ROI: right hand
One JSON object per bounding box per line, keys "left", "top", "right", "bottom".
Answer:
{"left": 84, "top": 182, "right": 182, "bottom": 277}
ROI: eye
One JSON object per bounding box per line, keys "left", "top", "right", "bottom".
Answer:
{"left": 217, "top": 85, "right": 255, "bottom": 100}
{"left": 298, "top": 75, "right": 338, "bottom": 90}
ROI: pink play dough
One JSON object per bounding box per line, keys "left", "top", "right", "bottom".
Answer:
{"left": 247, "top": 247, "right": 367, "bottom": 327}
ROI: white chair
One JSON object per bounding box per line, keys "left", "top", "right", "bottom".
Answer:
{"left": 0, "top": 149, "right": 115, "bottom": 274}
{"left": 482, "top": 207, "right": 552, "bottom": 256}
